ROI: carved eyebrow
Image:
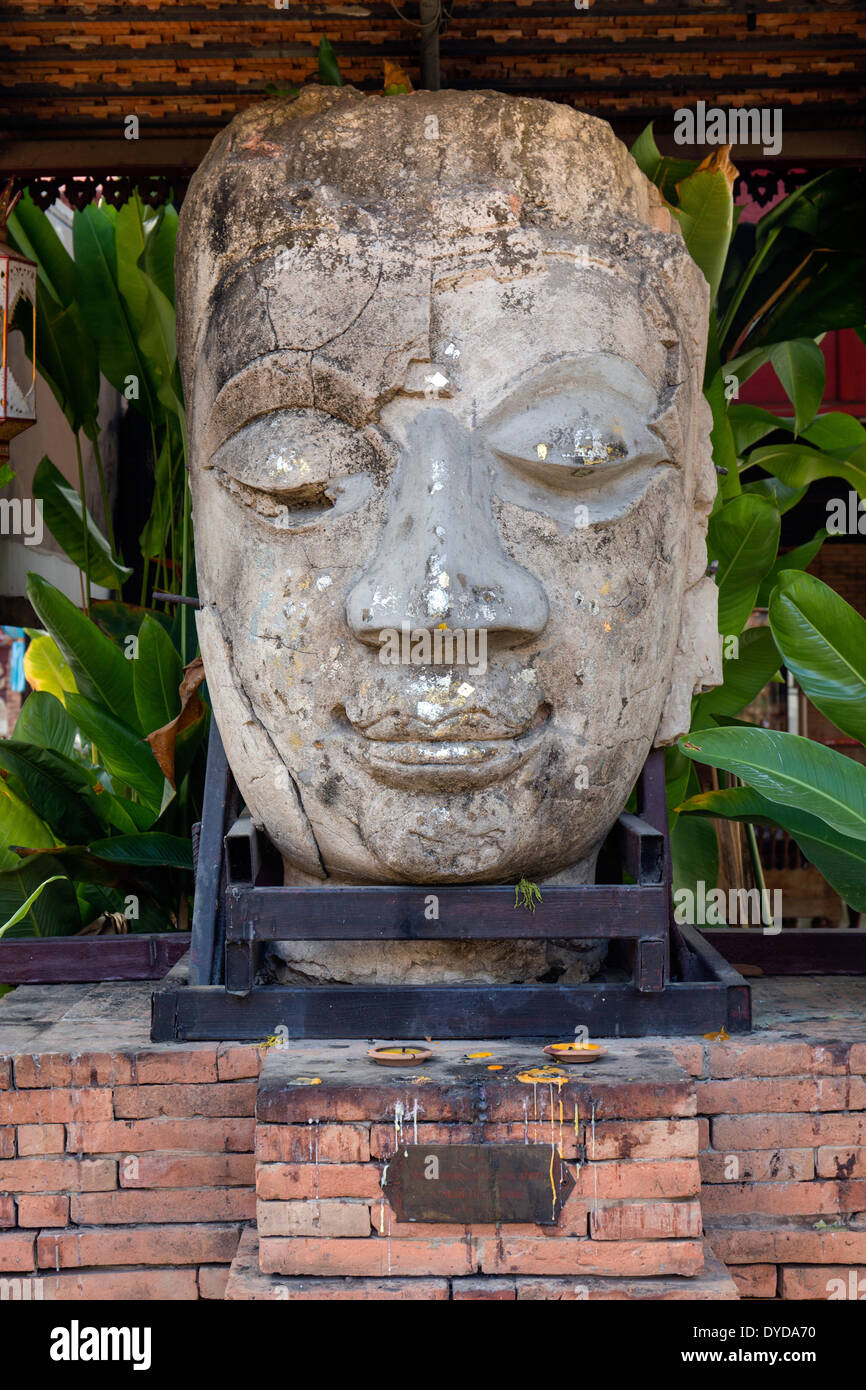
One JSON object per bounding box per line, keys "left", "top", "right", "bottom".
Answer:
{"left": 200, "top": 352, "right": 383, "bottom": 458}
{"left": 479, "top": 354, "right": 661, "bottom": 433}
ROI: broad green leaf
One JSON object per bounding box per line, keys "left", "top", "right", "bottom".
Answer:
{"left": 13, "top": 692, "right": 77, "bottom": 758}
{"left": 767, "top": 339, "right": 825, "bottom": 435}
{"left": 317, "top": 35, "right": 343, "bottom": 85}
{"left": 26, "top": 574, "right": 138, "bottom": 730}
{"left": 0, "top": 741, "right": 105, "bottom": 844}
{"left": 0, "top": 856, "right": 79, "bottom": 938}
{"left": 91, "top": 600, "right": 172, "bottom": 647}
{"left": 678, "top": 727, "right": 866, "bottom": 841}
{"left": 746, "top": 442, "right": 866, "bottom": 502}
{"left": 729, "top": 404, "right": 793, "bottom": 455}
{"left": 741, "top": 476, "right": 807, "bottom": 515}
{"left": 629, "top": 124, "right": 698, "bottom": 203}
{"left": 756, "top": 531, "right": 828, "bottom": 608}
{"left": 704, "top": 368, "right": 738, "bottom": 499}
{"left": 802, "top": 411, "right": 866, "bottom": 455}
{"left": 0, "top": 876, "right": 67, "bottom": 940}
{"left": 669, "top": 167, "right": 733, "bottom": 304}
{"left": 722, "top": 345, "right": 774, "bottom": 391}
{"left": 72, "top": 203, "right": 157, "bottom": 421}
{"left": 0, "top": 781, "right": 55, "bottom": 871}
{"left": 14, "top": 288, "right": 100, "bottom": 438}
{"left": 142, "top": 203, "right": 178, "bottom": 306}
{"left": 89, "top": 833, "right": 193, "bottom": 871}
{"left": 676, "top": 784, "right": 866, "bottom": 912}
{"left": 694, "top": 626, "right": 781, "bottom": 719}
{"left": 0, "top": 461, "right": 14, "bottom": 490}
{"left": 33, "top": 456, "right": 131, "bottom": 589}
{"left": 98, "top": 790, "right": 157, "bottom": 835}
{"left": 134, "top": 616, "right": 182, "bottom": 734}
{"left": 137, "top": 268, "right": 181, "bottom": 420}
{"left": 65, "top": 692, "right": 165, "bottom": 809}
{"left": 769, "top": 571, "right": 866, "bottom": 745}
{"left": 114, "top": 196, "right": 151, "bottom": 336}
{"left": 671, "top": 815, "right": 719, "bottom": 906}
{"left": 22, "top": 631, "right": 77, "bottom": 705}
{"left": 708, "top": 494, "right": 780, "bottom": 639}
{"left": 7, "top": 192, "right": 76, "bottom": 307}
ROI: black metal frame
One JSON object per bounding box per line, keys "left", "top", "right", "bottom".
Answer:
{"left": 151, "top": 723, "right": 751, "bottom": 1040}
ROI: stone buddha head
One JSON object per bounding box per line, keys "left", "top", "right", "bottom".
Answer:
{"left": 177, "top": 88, "right": 720, "bottom": 924}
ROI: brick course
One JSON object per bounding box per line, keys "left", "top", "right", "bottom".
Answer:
{"left": 0, "top": 1039, "right": 260, "bottom": 1299}
{"left": 4, "top": 1018, "right": 866, "bottom": 1299}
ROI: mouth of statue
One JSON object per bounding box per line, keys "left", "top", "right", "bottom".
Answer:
{"left": 341, "top": 702, "right": 552, "bottom": 790}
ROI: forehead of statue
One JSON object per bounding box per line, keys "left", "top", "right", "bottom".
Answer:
{"left": 195, "top": 227, "right": 671, "bottom": 446}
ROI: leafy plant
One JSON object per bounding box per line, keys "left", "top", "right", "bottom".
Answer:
{"left": 632, "top": 126, "right": 866, "bottom": 917}
{"left": 0, "top": 574, "right": 205, "bottom": 938}
{"left": 8, "top": 191, "right": 194, "bottom": 660}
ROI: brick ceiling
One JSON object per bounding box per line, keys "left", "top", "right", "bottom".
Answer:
{"left": 1, "top": 0, "right": 864, "bottom": 164}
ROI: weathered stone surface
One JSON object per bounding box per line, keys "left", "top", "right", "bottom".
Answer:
{"left": 176, "top": 85, "right": 717, "bottom": 985}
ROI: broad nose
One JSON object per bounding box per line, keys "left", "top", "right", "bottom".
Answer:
{"left": 345, "top": 408, "right": 549, "bottom": 648}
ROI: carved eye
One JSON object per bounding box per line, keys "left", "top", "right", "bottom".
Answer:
{"left": 209, "top": 408, "right": 377, "bottom": 528}
{"left": 482, "top": 359, "right": 667, "bottom": 489}
{"left": 487, "top": 395, "right": 665, "bottom": 485}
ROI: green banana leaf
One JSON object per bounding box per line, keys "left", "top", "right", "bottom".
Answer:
{"left": 13, "top": 691, "right": 77, "bottom": 759}
{"left": 744, "top": 442, "right": 866, "bottom": 502}
{"left": 756, "top": 532, "right": 828, "bottom": 609}
{"left": 629, "top": 124, "right": 698, "bottom": 203}
{"left": 802, "top": 411, "right": 866, "bottom": 455}
{"left": 676, "top": 784, "right": 866, "bottom": 912}
{"left": 741, "top": 477, "right": 807, "bottom": 515}
{"left": 669, "top": 166, "right": 734, "bottom": 305}
{"left": 33, "top": 456, "right": 131, "bottom": 589}
{"left": 678, "top": 726, "right": 866, "bottom": 841}
{"left": 8, "top": 193, "right": 77, "bottom": 308}
{"left": 22, "top": 631, "right": 77, "bottom": 706}
{"left": 0, "top": 781, "right": 56, "bottom": 871}
{"left": 14, "top": 287, "right": 100, "bottom": 439}
{"left": 0, "top": 857, "right": 80, "bottom": 938}
{"left": 134, "top": 615, "right": 182, "bottom": 734}
{"left": 0, "top": 741, "right": 106, "bottom": 844}
{"left": 72, "top": 202, "right": 158, "bottom": 421}
{"left": 767, "top": 339, "right": 825, "bottom": 435}
{"left": 91, "top": 600, "right": 172, "bottom": 646}
{"left": 694, "top": 625, "right": 781, "bottom": 720}
{"left": 769, "top": 571, "right": 866, "bottom": 745}
{"left": 0, "top": 876, "right": 68, "bottom": 940}
{"left": 317, "top": 35, "right": 343, "bottom": 85}
{"left": 729, "top": 404, "right": 793, "bottom": 455}
{"left": 88, "top": 833, "right": 193, "bottom": 871}
{"left": 708, "top": 493, "right": 780, "bottom": 638}
{"left": 671, "top": 814, "right": 719, "bottom": 906}
{"left": 65, "top": 693, "right": 165, "bottom": 810}
{"left": 26, "top": 574, "right": 138, "bottom": 730}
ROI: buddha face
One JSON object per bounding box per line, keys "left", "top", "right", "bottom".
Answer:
{"left": 178, "top": 88, "right": 720, "bottom": 886}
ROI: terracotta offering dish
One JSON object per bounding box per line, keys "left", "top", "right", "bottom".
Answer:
{"left": 543, "top": 1042, "right": 608, "bottom": 1064}
{"left": 368, "top": 1045, "right": 434, "bottom": 1067}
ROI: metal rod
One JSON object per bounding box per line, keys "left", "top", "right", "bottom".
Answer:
{"left": 418, "top": 0, "right": 441, "bottom": 91}
{"left": 152, "top": 590, "right": 200, "bottom": 607}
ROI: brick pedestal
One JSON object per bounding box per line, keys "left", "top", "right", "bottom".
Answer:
{"left": 227, "top": 1040, "right": 737, "bottom": 1300}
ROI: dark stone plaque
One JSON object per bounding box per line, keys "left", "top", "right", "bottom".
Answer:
{"left": 382, "top": 1144, "right": 575, "bottom": 1225}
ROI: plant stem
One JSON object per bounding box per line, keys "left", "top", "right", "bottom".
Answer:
{"left": 181, "top": 466, "right": 191, "bottom": 665}
{"left": 91, "top": 434, "right": 120, "bottom": 567}
{"left": 74, "top": 432, "right": 91, "bottom": 616}
{"left": 744, "top": 820, "right": 773, "bottom": 930}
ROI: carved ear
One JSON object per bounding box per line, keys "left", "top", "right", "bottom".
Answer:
{"left": 654, "top": 575, "right": 722, "bottom": 745}
{"left": 195, "top": 606, "right": 326, "bottom": 879}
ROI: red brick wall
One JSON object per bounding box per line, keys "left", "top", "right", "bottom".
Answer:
{"left": 0, "top": 1042, "right": 262, "bottom": 1300}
